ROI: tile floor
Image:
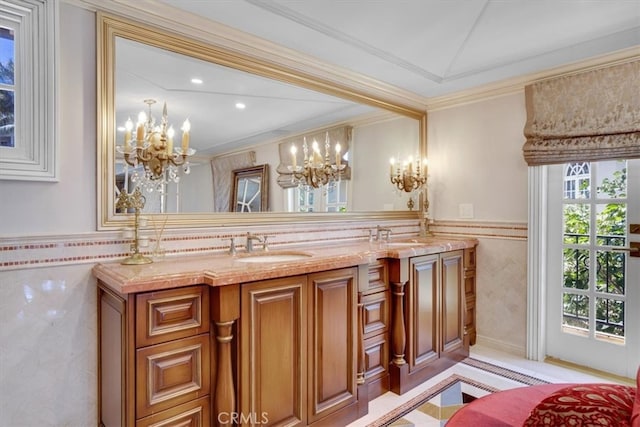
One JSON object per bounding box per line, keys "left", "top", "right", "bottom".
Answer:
{"left": 347, "top": 343, "right": 615, "bottom": 427}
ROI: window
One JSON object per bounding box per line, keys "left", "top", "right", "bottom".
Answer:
{"left": 291, "top": 180, "right": 348, "bottom": 212}
{"left": 561, "top": 160, "right": 627, "bottom": 343}
{"left": 0, "top": 26, "right": 15, "bottom": 148}
{"left": 0, "top": 0, "right": 57, "bottom": 181}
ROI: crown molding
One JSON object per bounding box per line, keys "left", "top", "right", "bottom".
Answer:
{"left": 426, "top": 46, "right": 640, "bottom": 111}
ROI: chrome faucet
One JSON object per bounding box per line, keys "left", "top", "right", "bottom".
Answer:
{"left": 376, "top": 225, "right": 392, "bottom": 242}
{"left": 246, "top": 232, "right": 264, "bottom": 252}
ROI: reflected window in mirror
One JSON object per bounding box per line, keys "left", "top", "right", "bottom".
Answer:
{"left": 289, "top": 180, "right": 348, "bottom": 212}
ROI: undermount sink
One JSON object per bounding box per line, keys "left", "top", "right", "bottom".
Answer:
{"left": 384, "top": 241, "right": 420, "bottom": 247}
{"left": 236, "top": 252, "right": 312, "bottom": 263}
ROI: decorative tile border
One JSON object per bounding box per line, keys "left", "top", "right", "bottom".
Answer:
{"left": 0, "top": 219, "right": 528, "bottom": 271}
{"left": 0, "top": 220, "right": 420, "bottom": 271}
{"left": 430, "top": 220, "right": 528, "bottom": 240}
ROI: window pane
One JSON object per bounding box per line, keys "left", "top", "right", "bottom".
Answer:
{"left": 0, "top": 89, "right": 14, "bottom": 147}
{"left": 596, "top": 203, "right": 626, "bottom": 246}
{"left": 596, "top": 160, "right": 626, "bottom": 199}
{"left": 563, "top": 248, "right": 589, "bottom": 289}
{"left": 563, "top": 293, "right": 589, "bottom": 330}
{"left": 0, "top": 27, "right": 14, "bottom": 85}
{"left": 595, "top": 298, "right": 624, "bottom": 339}
{"left": 563, "top": 204, "right": 590, "bottom": 244}
{"left": 564, "top": 162, "right": 590, "bottom": 199}
{"left": 327, "top": 185, "right": 337, "bottom": 203}
{"left": 596, "top": 250, "right": 625, "bottom": 295}
{"left": 338, "top": 180, "right": 347, "bottom": 203}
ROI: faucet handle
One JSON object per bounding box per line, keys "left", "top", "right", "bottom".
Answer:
{"left": 228, "top": 237, "right": 237, "bottom": 256}
{"left": 263, "top": 235, "right": 270, "bottom": 252}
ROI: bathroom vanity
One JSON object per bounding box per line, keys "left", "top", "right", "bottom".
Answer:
{"left": 94, "top": 236, "right": 477, "bottom": 427}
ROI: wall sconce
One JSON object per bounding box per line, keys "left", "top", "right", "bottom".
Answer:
{"left": 389, "top": 156, "right": 427, "bottom": 210}
{"left": 117, "top": 99, "right": 195, "bottom": 192}
{"left": 288, "top": 132, "right": 345, "bottom": 189}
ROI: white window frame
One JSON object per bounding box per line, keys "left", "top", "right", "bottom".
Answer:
{"left": 0, "top": 0, "right": 58, "bottom": 181}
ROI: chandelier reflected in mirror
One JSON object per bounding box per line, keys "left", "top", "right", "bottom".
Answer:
{"left": 389, "top": 155, "right": 427, "bottom": 210}
{"left": 116, "top": 99, "right": 195, "bottom": 193}
{"left": 288, "top": 132, "right": 346, "bottom": 189}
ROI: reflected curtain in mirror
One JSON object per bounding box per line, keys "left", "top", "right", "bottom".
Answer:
{"left": 211, "top": 151, "right": 255, "bottom": 212}
{"left": 231, "top": 164, "right": 269, "bottom": 212}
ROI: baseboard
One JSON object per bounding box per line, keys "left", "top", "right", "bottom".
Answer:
{"left": 475, "top": 335, "right": 525, "bottom": 357}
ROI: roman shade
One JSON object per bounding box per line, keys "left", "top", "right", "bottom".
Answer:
{"left": 522, "top": 59, "right": 640, "bottom": 166}
{"left": 276, "top": 125, "right": 352, "bottom": 188}
{"left": 211, "top": 151, "right": 255, "bottom": 211}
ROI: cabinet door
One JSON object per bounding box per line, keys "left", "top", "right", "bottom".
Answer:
{"left": 240, "top": 276, "right": 307, "bottom": 427}
{"left": 440, "top": 251, "right": 465, "bottom": 358}
{"left": 407, "top": 254, "right": 439, "bottom": 372}
{"left": 307, "top": 268, "right": 358, "bottom": 424}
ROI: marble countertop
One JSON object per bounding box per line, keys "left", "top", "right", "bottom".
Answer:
{"left": 93, "top": 236, "right": 478, "bottom": 294}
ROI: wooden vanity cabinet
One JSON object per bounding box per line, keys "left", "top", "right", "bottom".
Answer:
{"left": 98, "top": 283, "right": 211, "bottom": 427}
{"left": 388, "top": 249, "right": 469, "bottom": 394}
{"left": 239, "top": 267, "right": 359, "bottom": 427}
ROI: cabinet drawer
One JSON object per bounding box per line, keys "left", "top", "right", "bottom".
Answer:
{"left": 362, "top": 290, "right": 389, "bottom": 339}
{"left": 136, "top": 334, "right": 211, "bottom": 419}
{"left": 366, "top": 260, "right": 389, "bottom": 294}
{"left": 136, "top": 286, "right": 209, "bottom": 347}
{"left": 136, "top": 396, "right": 210, "bottom": 427}
{"left": 363, "top": 334, "right": 389, "bottom": 382}
{"left": 464, "top": 247, "right": 476, "bottom": 269}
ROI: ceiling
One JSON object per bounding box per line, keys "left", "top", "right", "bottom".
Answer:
{"left": 156, "top": 0, "right": 640, "bottom": 99}
{"left": 111, "top": 0, "right": 639, "bottom": 156}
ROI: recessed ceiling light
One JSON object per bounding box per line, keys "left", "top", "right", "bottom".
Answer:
{"left": 235, "top": 102, "right": 246, "bottom": 110}
{"left": 191, "top": 78, "right": 203, "bottom": 84}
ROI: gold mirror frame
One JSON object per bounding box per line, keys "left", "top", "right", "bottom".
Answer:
{"left": 97, "top": 12, "right": 427, "bottom": 229}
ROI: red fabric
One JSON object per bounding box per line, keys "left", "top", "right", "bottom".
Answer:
{"left": 446, "top": 383, "right": 570, "bottom": 426}
{"left": 524, "top": 383, "right": 635, "bottom": 427}
{"left": 631, "top": 367, "right": 640, "bottom": 427}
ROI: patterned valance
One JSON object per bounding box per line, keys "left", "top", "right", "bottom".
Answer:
{"left": 276, "top": 125, "right": 352, "bottom": 188}
{"left": 523, "top": 59, "right": 640, "bottom": 166}
{"left": 211, "top": 151, "right": 255, "bottom": 211}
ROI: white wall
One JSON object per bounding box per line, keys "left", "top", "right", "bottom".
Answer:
{"left": 428, "top": 93, "right": 529, "bottom": 222}
{"left": 428, "top": 92, "right": 530, "bottom": 355}
{"left": 0, "top": 4, "right": 96, "bottom": 237}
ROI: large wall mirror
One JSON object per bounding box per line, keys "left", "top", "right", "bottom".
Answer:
{"left": 97, "top": 13, "right": 426, "bottom": 229}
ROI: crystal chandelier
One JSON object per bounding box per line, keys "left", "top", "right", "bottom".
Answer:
{"left": 116, "top": 99, "right": 195, "bottom": 193}
{"left": 288, "top": 132, "right": 345, "bottom": 189}
{"left": 389, "top": 156, "right": 427, "bottom": 210}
